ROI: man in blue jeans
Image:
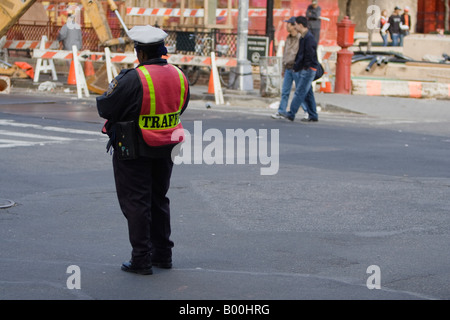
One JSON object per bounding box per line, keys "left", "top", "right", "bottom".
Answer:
{"left": 271, "top": 17, "right": 304, "bottom": 120}
{"left": 285, "top": 16, "right": 319, "bottom": 122}
{"left": 388, "top": 6, "right": 402, "bottom": 47}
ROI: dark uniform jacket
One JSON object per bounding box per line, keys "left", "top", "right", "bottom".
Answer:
{"left": 293, "top": 31, "right": 319, "bottom": 72}
{"left": 96, "top": 58, "right": 190, "bottom": 158}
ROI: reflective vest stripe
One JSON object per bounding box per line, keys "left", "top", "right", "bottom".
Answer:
{"left": 138, "top": 66, "right": 156, "bottom": 116}
{"left": 174, "top": 66, "right": 186, "bottom": 111}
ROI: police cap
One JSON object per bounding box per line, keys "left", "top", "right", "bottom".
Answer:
{"left": 128, "top": 25, "right": 168, "bottom": 46}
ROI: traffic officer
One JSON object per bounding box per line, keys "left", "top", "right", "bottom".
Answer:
{"left": 96, "top": 25, "right": 190, "bottom": 275}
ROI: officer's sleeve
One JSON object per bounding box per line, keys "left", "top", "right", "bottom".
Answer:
{"left": 96, "top": 68, "right": 142, "bottom": 123}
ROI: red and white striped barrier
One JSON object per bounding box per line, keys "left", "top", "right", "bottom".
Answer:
{"left": 41, "top": 5, "right": 299, "bottom": 18}
{"left": 352, "top": 79, "right": 450, "bottom": 99}
{"left": 126, "top": 7, "right": 297, "bottom": 18}
{"left": 33, "top": 36, "right": 58, "bottom": 83}
{"left": 167, "top": 54, "right": 237, "bottom": 68}
{"left": 33, "top": 49, "right": 237, "bottom": 68}
{"left": 127, "top": 7, "right": 204, "bottom": 17}
{"left": 33, "top": 49, "right": 76, "bottom": 61}
{"left": 3, "top": 40, "right": 59, "bottom": 50}
{"left": 32, "top": 49, "right": 139, "bottom": 64}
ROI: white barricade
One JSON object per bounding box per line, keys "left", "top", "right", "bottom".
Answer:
{"left": 72, "top": 45, "right": 89, "bottom": 99}
{"left": 33, "top": 48, "right": 137, "bottom": 98}
{"left": 211, "top": 52, "right": 224, "bottom": 105}
{"left": 315, "top": 45, "right": 339, "bottom": 93}
{"left": 32, "top": 47, "right": 237, "bottom": 99}
{"left": 33, "top": 36, "right": 58, "bottom": 83}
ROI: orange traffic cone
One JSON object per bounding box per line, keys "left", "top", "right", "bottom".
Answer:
{"left": 67, "top": 60, "right": 76, "bottom": 85}
{"left": 84, "top": 60, "right": 95, "bottom": 78}
{"left": 321, "top": 82, "right": 332, "bottom": 93}
{"left": 208, "top": 69, "right": 214, "bottom": 94}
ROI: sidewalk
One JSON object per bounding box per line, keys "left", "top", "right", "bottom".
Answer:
{"left": 188, "top": 84, "right": 450, "bottom": 123}
{"left": 6, "top": 77, "right": 450, "bottom": 125}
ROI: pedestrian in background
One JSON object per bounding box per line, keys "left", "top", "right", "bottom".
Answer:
{"left": 57, "top": 8, "right": 82, "bottom": 51}
{"left": 400, "top": 6, "right": 412, "bottom": 46}
{"left": 271, "top": 17, "right": 304, "bottom": 120}
{"left": 388, "top": 6, "right": 402, "bottom": 47}
{"left": 306, "top": 0, "right": 322, "bottom": 45}
{"left": 379, "top": 9, "right": 389, "bottom": 47}
{"left": 285, "top": 16, "right": 319, "bottom": 123}
{"left": 96, "top": 25, "right": 190, "bottom": 275}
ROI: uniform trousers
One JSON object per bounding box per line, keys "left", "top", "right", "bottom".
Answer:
{"left": 113, "top": 153, "right": 174, "bottom": 266}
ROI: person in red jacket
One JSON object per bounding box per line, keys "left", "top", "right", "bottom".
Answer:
{"left": 400, "top": 6, "right": 412, "bottom": 46}
{"left": 379, "top": 9, "right": 389, "bottom": 47}
{"left": 97, "top": 25, "right": 190, "bottom": 275}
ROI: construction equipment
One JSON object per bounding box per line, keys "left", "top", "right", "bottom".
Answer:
{"left": 0, "top": 0, "right": 36, "bottom": 39}
{"left": 1, "top": 0, "right": 132, "bottom": 94}
{"left": 80, "top": 0, "right": 131, "bottom": 48}
{"left": 0, "top": 0, "right": 37, "bottom": 89}
{"left": 352, "top": 51, "right": 413, "bottom": 72}
{"left": 105, "top": 0, "right": 129, "bottom": 34}
{"left": 80, "top": 0, "right": 133, "bottom": 94}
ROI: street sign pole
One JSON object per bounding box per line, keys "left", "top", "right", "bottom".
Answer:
{"left": 234, "top": 0, "right": 254, "bottom": 91}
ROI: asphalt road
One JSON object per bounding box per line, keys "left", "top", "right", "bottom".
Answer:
{"left": 0, "top": 92, "right": 449, "bottom": 304}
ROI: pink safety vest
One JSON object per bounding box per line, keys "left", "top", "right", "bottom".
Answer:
{"left": 136, "top": 64, "right": 188, "bottom": 147}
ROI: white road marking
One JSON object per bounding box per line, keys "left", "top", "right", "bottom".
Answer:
{"left": 0, "top": 119, "right": 103, "bottom": 136}
{"left": 0, "top": 130, "right": 73, "bottom": 141}
{"left": 0, "top": 120, "right": 105, "bottom": 148}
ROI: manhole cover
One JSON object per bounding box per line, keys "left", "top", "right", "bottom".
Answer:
{"left": 0, "top": 199, "right": 15, "bottom": 209}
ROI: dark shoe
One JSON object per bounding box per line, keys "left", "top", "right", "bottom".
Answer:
{"left": 152, "top": 257, "right": 172, "bottom": 269}
{"left": 121, "top": 260, "right": 153, "bottom": 275}
{"left": 286, "top": 116, "right": 294, "bottom": 122}
{"left": 301, "top": 118, "right": 318, "bottom": 122}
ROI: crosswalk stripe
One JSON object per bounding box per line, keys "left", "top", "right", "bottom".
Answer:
{"left": 0, "top": 139, "right": 48, "bottom": 148}
{"left": 0, "top": 119, "right": 102, "bottom": 136}
{"left": 0, "top": 120, "right": 106, "bottom": 149}
{"left": 0, "top": 130, "right": 74, "bottom": 141}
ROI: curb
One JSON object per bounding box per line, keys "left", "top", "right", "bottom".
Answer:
{"left": 352, "top": 78, "right": 450, "bottom": 99}
{"left": 190, "top": 89, "right": 280, "bottom": 108}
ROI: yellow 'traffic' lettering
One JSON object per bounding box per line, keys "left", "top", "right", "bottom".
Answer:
{"left": 140, "top": 112, "right": 180, "bottom": 130}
